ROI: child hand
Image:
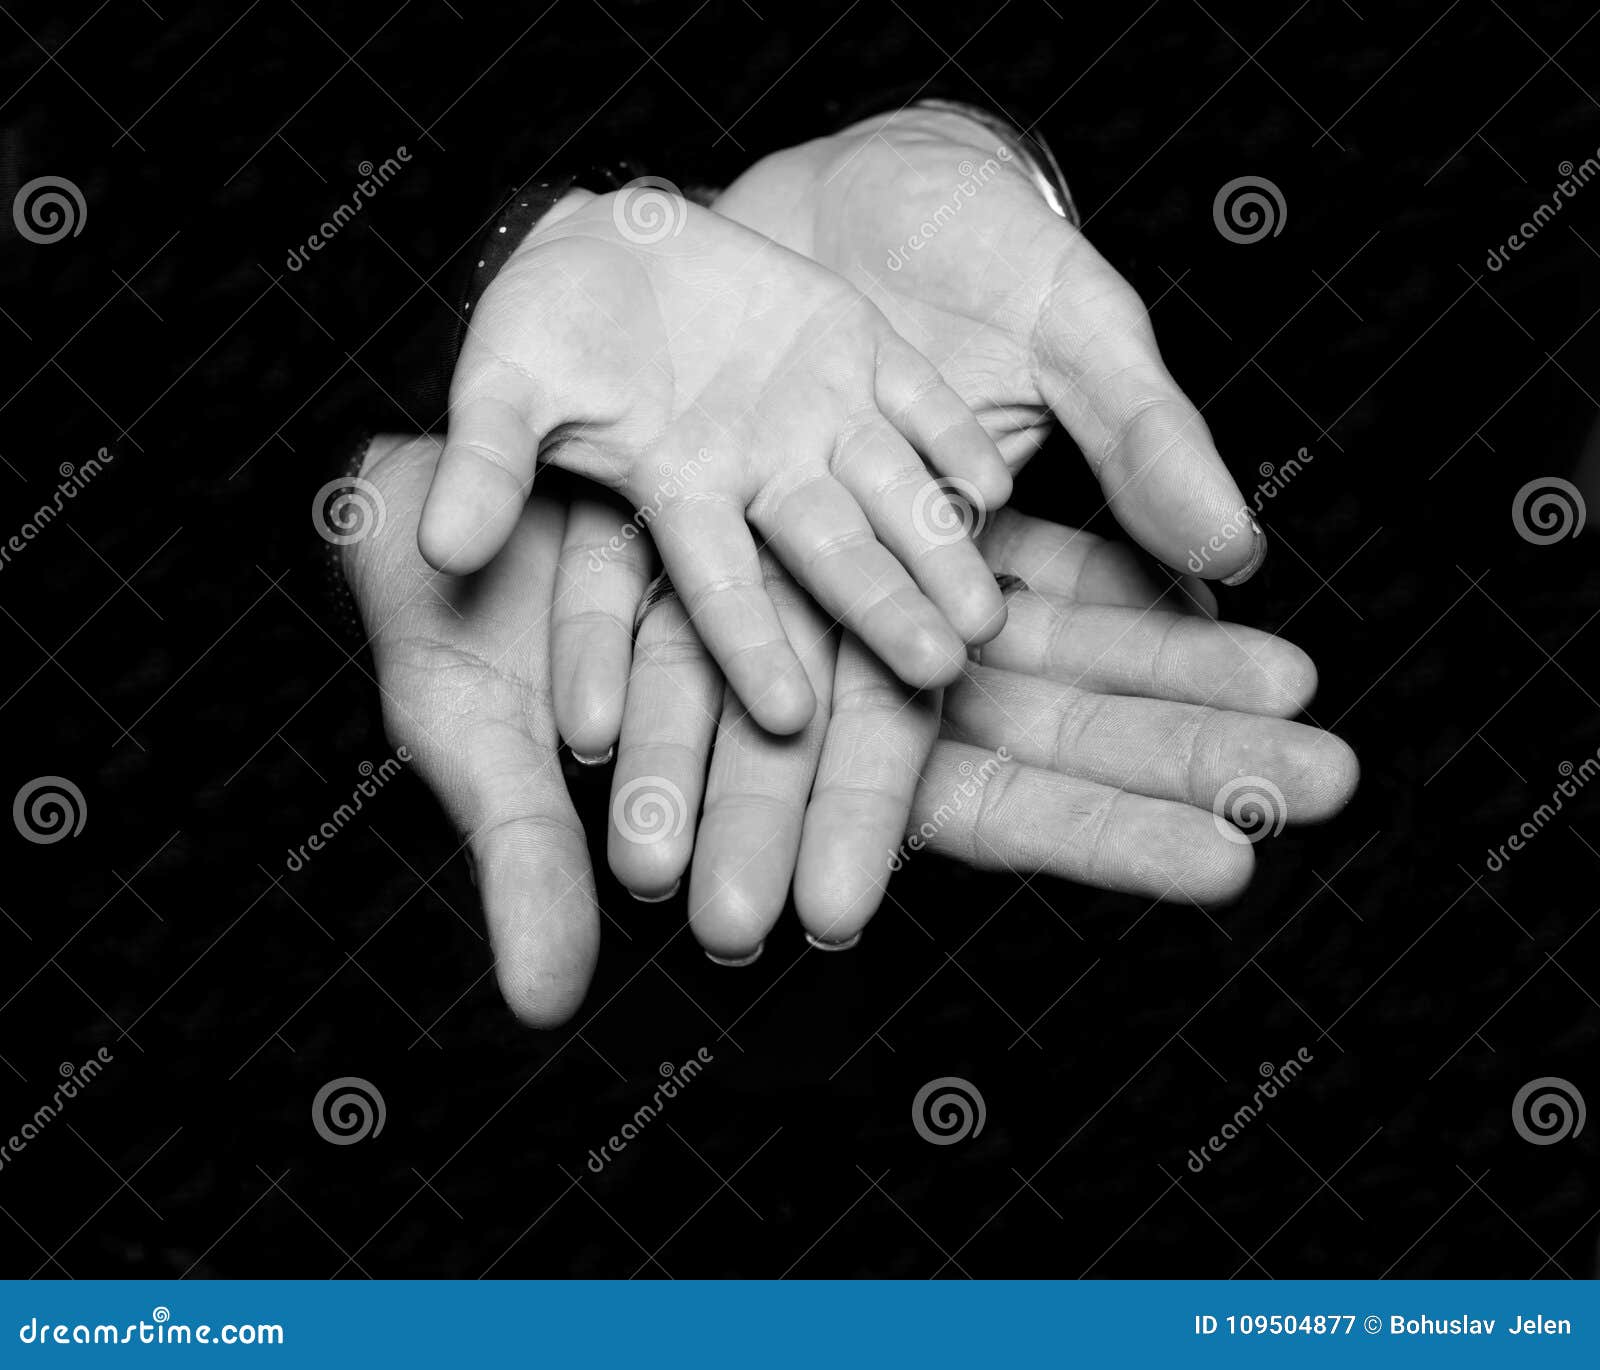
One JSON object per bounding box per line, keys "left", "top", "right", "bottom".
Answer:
{"left": 420, "top": 189, "right": 1012, "bottom": 733}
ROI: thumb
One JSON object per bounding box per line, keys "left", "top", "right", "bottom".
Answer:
{"left": 377, "top": 648, "right": 602, "bottom": 1029}
{"left": 364, "top": 454, "right": 602, "bottom": 1027}
{"left": 454, "top": 719, "right": 600, "bottom": 1029}
{"left": 1033, "top": 232, "right": 1266, "bottom": 584}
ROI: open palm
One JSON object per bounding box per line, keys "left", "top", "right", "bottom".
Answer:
{"left": 422, "top": 189, "right": 1014, "bottom": 732}
{"left": 714, "top": 104, "right": 1266, "bottom": 584}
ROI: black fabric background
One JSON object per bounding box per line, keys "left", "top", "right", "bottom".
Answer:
{"left": 1, "top": 0, "right": 1597, "bottom": 1278}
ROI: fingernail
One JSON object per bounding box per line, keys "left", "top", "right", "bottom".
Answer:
{"left": 1220, "top": 518, "right": 1268, "bottom": 587}
{"left": 705, "top": 941, "right": 764, "bottom": 968}
{"left": 571, "top": 745, "right": 615, "bottom": 767}
{"left": 805, "top": 930, "right": 862, "bottom": 952}
{"left": 630, "top": 879, "right": 680, "bottom": 904}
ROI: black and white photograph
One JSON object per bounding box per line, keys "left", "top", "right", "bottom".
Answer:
{"left": 1, "top": 0, "right": 1597, "bottom": 1305}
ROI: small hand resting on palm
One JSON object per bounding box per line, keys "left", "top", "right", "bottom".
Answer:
{"left": 419, "top": 190, "right": 1014, "bottom": 734}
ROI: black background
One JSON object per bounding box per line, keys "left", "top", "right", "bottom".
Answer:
{"left": 1, "top": 0, "right": 1597, "bottom": 1278}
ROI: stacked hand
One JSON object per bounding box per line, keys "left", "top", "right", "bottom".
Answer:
{"left": 343, "top": 105, "right": 1356, "bottom": 1025}
{"left": 713, "top": 103, "right": 1267, "bottom": 582}
{"left": 421, "top": 191, "right": 1013, "bottom": 732}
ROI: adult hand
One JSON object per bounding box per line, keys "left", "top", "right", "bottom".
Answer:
{"left": 350, "top": 438, "right": 1355, "bottom": 1022}
{"left": 713, "top": 103, "right": 1267, "bottom": 583}
{"left": 605, "top": 507, "right": 1357, "bottom": 964}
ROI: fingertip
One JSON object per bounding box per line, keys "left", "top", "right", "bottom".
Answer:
{"left": 608, "top": 829, "right": 694, "bottom": 905}
{"left": 476, "top": 832, "right": 600, "bottom": 1029}
{"left": 1218, "top": 526, "right": 1269, "bottom": 586}
{"left": 563, "top": 718, "right": 622, "bottom": 765}
{"left": 417, "top": 499, "right": 508, "bottom": 575}
{"left": 553, "top": 652, "right": 628, "bottom": 761}
{"left": 418, "top": 451, "right": 527, "bottom": 573}
{"left": 1291, "top": 731, "right": 1361, "bottom": 823}
{"left": 1209, "top": 832, "right": 1260, "bottom": 909}
{"left": 1121, "top": 798, "right": 1255, "bottom": 906}
{"left": 416, "top": 503, "right": 473, "bottom": 573}
{"left": 898, "top": 624, "right": 968, "bottom": 688}
{"left": 1188, "top": 626, "right": 1321, "bottom": 717}
{"left": 971, "top": 461, "right": 1013, "bottom": 515}
{"left": 735, "top": 654, "right": 817, "bottom": 735}
{"left": 951, "top": 580, "right": 1008, "bottom": 647}
{"left": 496, "top": 956, "right": 595, "bottom": 1029}
{"left": 793, "top": 856, "right": 887, "bottom": 947}
{"left": 1192, "top": 824, "right": 1257, "bottom": 906}
{"left": 1254, "top": 638, "right": 1319, "bottom": 717}
{"left": 688, "top": 871, "right": 778, "bottom": 964}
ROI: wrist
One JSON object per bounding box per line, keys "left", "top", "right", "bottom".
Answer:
{"left": 837, "top": 100, "right": 1077, "bottom": 225}
{"left": 507, "top": 188, "right": 598, "bottom": 267}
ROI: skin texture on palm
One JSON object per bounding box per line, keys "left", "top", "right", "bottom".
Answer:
{"left": 420, "top": 188, "right": 1016, "bottom": 735}
{"left": 712, "top": 105, "right": 1268, "bottom": 585}
{"left": 346, "top": 436, "right": 1356, "bottom": 1025}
